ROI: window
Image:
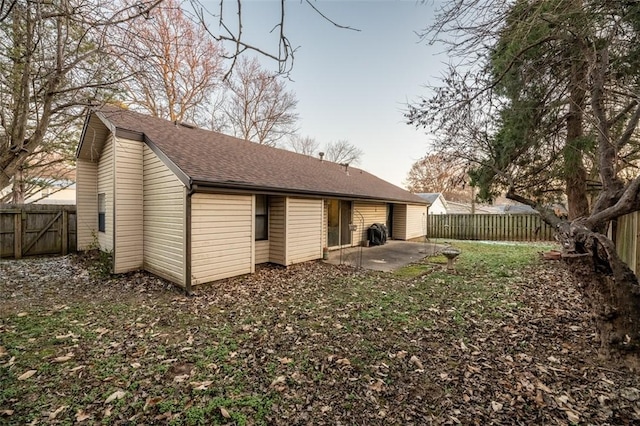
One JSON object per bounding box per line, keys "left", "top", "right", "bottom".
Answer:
{"left": 255, "top": 195, "right": 268, "bottom": 240}
{"left": 98, "top": 193, "right": 106, "bottom": 232}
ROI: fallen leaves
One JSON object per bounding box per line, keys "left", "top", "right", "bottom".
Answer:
{"left": 270, "top": 375, "right": 287, "bottom": 391}
{"left": 52, "top": 352, "right": 74, "bottom": 363}
{"left": 190, "top": 380, "right": 213, "bottom": 391}
{"left": 459, "top": 339, "right": 468, "bottom": 351}
{"left": 536, "top": 380, "right": 553, "bottom": 394}
{"left": 368, "top": 379, "right": 385, "bottom": 393}
{"left": 48, "top": 405, "right": 68, "bottom": 419}
{"left": 17, "top": 370, "right": 36, "bottom": 380}
{"left": 55, "top": 332, "right": 79, "bottom": 340}
{"left": 409, "top": 355, "right": 424, "bottom": 370}
{"left": 621, "top": 387, "right": 640, "bottom": 402}
{"left": 173, "top": 374, "right": 190, "bottom": 383}
{"left": 3, "top": 249, "right": 640, "bottom": 425}
{"left": 104, "top": 390, "right": 126, "bottom": 404}
{"left": 68, "top": 365, "right": 85, "bottom": 373}
{"left": 220, "top": 407, "right": 231, "bottom": 419}
{"left": 94, "top": 327, "right": 109, "bottom": 339}
{"left": 566, "top": 410, "right": 580, "bottom": 423}
{"left": 75, "top": 409, "right": 91, "bottom": 422}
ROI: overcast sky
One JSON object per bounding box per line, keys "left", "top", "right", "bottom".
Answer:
{"left": 222, "top": 0, "right": 448, "bottom": 187}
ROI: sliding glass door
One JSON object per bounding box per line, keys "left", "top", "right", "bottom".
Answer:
{"left": 327, "top": 200, "right": 352, "bottom": 247}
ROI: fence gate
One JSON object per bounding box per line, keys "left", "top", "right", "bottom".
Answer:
{"left": 0, "top": 204, "right": 77, "bottom": 259}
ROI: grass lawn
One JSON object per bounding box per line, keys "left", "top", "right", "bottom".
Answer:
{"left": 1, "top": 241, "right": 639, "bottom": 425}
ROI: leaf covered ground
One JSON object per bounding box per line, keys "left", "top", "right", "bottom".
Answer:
{"left": 2, "top": 242, "right": 640, "bottom": 425}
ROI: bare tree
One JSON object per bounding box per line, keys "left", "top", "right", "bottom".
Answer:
{"left": 0, "top": 0, "right": 161, "bottom": 202}
{"left": 3, "top": 125, "right": 78, "bottom": 204}
{"left": 324, "top": 140, "right": 363, "bottom": 165}
{"left": 118, "top": 0, "right": 225, "bottom": 126}
{"left": 187, "top": 0, "right": 360, "bottom": 76}
{"left": 287, "top": 135, "right": 320, "bottom": 156}
{"left": 404, "top": 154, "right": 471, "bottom": 202}
{"left": 220, "top": 57, "right": 298, "bottom": 147}
{"left": 0, "top": 1, "right": 17, "bottom": 22}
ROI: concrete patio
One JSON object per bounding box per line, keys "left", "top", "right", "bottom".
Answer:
{"left": 324, "top": 240, "right": 447, "bottom": 272}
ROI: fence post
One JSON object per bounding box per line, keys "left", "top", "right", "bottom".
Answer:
{"left": 14, "top": 211, "right": 22, "bottom": 259}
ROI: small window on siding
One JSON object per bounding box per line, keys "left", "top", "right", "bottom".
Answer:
{"left": 255, "top": 195, "right": 268, "bottom": 241}
{"left": 98, "top": 193, "right": 106, "bottom": 233}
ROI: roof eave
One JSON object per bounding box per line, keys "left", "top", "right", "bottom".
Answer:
{"left": 190, "top": 179, "right": 427, "bottom": 205}
{"left": 76, "top": 110, "right": 118, "bottom": 160}
{"left": 143, "top": 136, "right": 192, "bottom": 188}
{"left": 75, "top": 112, "right": 92, "bottom": 159}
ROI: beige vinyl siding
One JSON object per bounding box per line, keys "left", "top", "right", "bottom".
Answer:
{"left": 143, "top": 145, "right": 185, "bottom": 285}
{"left": 97, "top": 134, "right": 114, "bottom": 251}
{"left": 113, "top": 138, "right": 144, "bottom": 273}
{"left": 255, "top": 240, "right": 269, "bottom": 264}
{"left": 406, "top": 204, "right": 427, "bottom": 240}
{"left": 353, "top": 201, "right": 387, "bottom": 245}
{"left": 392, "top": 204, "right": 407, "bottom": 240}
{"left": 191, "top": 193, "right": 253, "bottom": 285}
{"left": 76, "top": 158, "right": 98, "bottom": 250}
{"left": 286, "top": 198, "right": 323, "bottom": 265}
{"left": 269, "top": 196, "right": 286, "bottom": 265}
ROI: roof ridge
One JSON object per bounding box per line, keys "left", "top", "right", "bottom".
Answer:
{"left": 96, "top": 105, "right": 374, "bottom": 173}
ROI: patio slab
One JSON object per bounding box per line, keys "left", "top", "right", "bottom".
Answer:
{"left": 324, "top": 240, "right": 447, "bottom": 272}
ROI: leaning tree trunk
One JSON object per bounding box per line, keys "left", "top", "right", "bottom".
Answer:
{"left": 558, "top": 221, "right": 640, "bottom": 364}
{"left": 564, "top": 54, "right": 590, "bottom": 220}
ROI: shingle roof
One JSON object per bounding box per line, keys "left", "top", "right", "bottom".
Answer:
{"left": 415, "top": 193, "right": 441, "bottom": 204}
{"left": 92, "top": 106, "right": 425, "bottom": 204}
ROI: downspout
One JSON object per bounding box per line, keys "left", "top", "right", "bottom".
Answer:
{"left": 185, "top": 182, "right": 195, "bottom": 295}
{"left": 111, "top": 135, "right": 117, "bottom": 274}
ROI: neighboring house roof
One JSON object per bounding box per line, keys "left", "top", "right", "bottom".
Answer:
{"left": 78, "top": 107, "right": 426, "bottom": 205}
{"left": 416, "top": 192, "right": 452, "bottom": 208}
{"left": 445, "top": 201, "right": 499, "bottom": 214}
{"left": 446, "top": 201, "right": 543, "bottom": 215}
{"left": 498, "top": 203, "right": 539, "bottom": 214}
{"left": 415, "top": 193, "right": 442, "bottom": 205}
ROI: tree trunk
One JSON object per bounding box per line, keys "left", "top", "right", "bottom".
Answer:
{"left": 11, "top": 168, "right": 25, "bottom": 204}
{"left": 564, "top": 56, "right": 590, "bottom": 220}
{"left": 558, "top": 222, "right": 640, "bottom": 364}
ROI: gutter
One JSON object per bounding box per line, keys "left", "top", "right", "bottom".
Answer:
{"left": 189, "top": 179, "right": 427, "bottom": 206}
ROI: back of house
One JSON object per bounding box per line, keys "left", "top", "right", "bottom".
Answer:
{"left": 76, "top": 107, "right": 428, "bottom": 291}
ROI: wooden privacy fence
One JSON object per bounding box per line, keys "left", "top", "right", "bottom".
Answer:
{"left": 612, "top": 211, "right": 640, "bottom": 276}
{"left": 427, "top": 214, "right": 555, "bottom": 242}
{"left": 0, "top": 204, "right": 77, "bottom": 259}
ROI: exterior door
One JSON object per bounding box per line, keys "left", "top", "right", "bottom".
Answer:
{"left": 327, "top": 200, "right": 352, "bottom": 247}
{"left": 387, "top": 204, "right": 394, "bottom": 239}
{"left": 339, "top": 201, "right": 352, "bottom": 246}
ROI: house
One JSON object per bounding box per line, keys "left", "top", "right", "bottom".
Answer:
{"left": 445, "top": 201, "right": 500, "bottom": 214}
{"left": 415, "top": 193, "right": 447, "bottom": 214}
{"left": 1, "top": 179, "right": 76, "bottom": 205}
{"left": 25, "top": 180, "right": 76, "bottom": 205}
{"left": 497, "top": 203, "right": 538, "bottom": 215}
{"left": 75, "top": 107, "right": 428, "bottom": 291}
